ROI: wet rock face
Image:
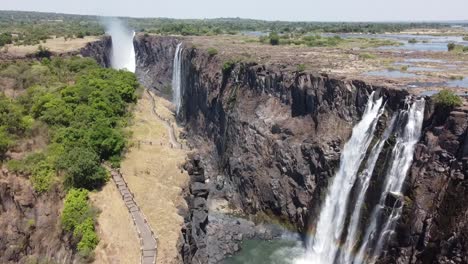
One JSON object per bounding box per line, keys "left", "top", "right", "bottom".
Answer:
{"left": 382, "top": 105, "right": 468, "bottom": 264}
{"left": 0, "top": 170, "right": 75, "bottom": 263}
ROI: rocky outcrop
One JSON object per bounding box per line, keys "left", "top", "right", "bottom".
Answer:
{"left": 380, "top": 104, "right": 468, "bottom": 264}
{"left": 79, "top": 36, "right": 112, "bottom": 67}
{"left": 0, "top": 170, "right": 76, "bottom": 264}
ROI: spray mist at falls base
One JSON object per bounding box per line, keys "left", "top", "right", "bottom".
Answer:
{"left": 104, "top": 18, "right": 136, "bottom": 73}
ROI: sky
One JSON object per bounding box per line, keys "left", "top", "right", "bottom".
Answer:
{"left": 1, "top": 0, "right": 467, "bottom": 22}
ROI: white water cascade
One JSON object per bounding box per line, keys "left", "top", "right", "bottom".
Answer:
{"left": 106, "top": 19, "right": 136, "bottom": 72}
{"left": 354, "top": 98, "right": 425, "bottom": 264}
{"left": 294, "top": 94, "right": 425, "bottom": 264}
{"left": 172, "top": 43, "right": 183, "bottom": 114}
{"left": 296, "top": 92, "right": 385, "bottom": 264}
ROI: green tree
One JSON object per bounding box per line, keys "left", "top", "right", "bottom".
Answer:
{"left": 61, "top": 188, "right": 91, "bottom": 231}
{"left": 269, "top": 32, "right": 280, "bottom": 45}
{"left": 57, "top": 147, "right": 107, "bottom": 189}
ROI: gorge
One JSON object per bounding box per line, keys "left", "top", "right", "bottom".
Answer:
{"left": 0, "top": 26, "right": 466, "bottom": 264}
{"left": 130, "top": 34, "right": 467, "bottom": 264}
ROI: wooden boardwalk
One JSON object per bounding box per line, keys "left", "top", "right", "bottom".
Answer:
{"left": 110, "top": 169, "right": 158, "bottom": 264}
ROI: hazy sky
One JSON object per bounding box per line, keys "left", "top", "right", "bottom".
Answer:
{"left": 2, "top": 0, "right": 467, "bottom": 21}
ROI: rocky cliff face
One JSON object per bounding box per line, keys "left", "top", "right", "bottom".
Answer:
{"left": 79, "top": 36, "right": 112, "bottom": 67}
{"left": 380, "top": 104, "right": 468, "bottom": 264}
{"left": 133, "top": 35, "right": 467, "bottom": 264}
{"left": 0, "top": 170, "right": 76, "bottom": 264}
{"left": 134, "top": 35, "right": 181, "bottom": 98}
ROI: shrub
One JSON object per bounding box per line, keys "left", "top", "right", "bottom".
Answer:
{"left": 222, "top": 60, "right": 236, "bottom": 75}
{"left": 0, "top": 127, "right": 13, "bottom": 159}
{"left": 433, "top": 90, "right": 462, "bottom": 108}
{"left": 61, "top": 188, "right": 92, "bottom": 231}
{"left": 297, "top": 64, "right": 306, "bottom": 72}
{"left": 463, "top": 46, "right": 468, "bottom": 53}
{"left": 76, "top": 32, "right": 85, "bottom": 39}
{"left": 207, "top": 47, "right": 218, "bottom": 56}
{"left": 269, "top": 32, "right": 280, "bottom": 46}
{"left": 463, "top": 36, "right": 468, "bottom": 41}
{"left": 408, "top": 38, "right": 418, "bottom": 44}
{"left": 57, "top": 147, "right": 107, "bottom": 189}
{"left": 359, "top": 53, "right": 376, "bottom": 60}
{"left": 62, "top": 188, "right": 98, "bottom": 256}
{"left": 447, "top": 42, "right": 456, "bottom": 51}
{"left": 35, "top": 45, "right": 52, "bottom": 59}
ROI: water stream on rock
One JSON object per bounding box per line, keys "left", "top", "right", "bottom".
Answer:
{"left": 172, "top": 43, "right": 183, "bottom": 114}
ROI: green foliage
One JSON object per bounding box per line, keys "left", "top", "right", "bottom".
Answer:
{"left": 463, "top": 46, "right": 468, "bottom": 53}
{"left": 447, "top": 42, "right": 456, "bottom": 51}
{"left": 0, "top": 127, "right": 13, "bottom": 159}
{"left": 463, "top": 36, "right": 468, "bottom": 41}
{"left": 207, "top": 47, "right": 218, "bottom": 56}
{"left": 269, "top": 32, "right": 280, "bottom": 45}
{"left": 433, "top": 90, "right": 463, "bottom": 108}
{"left": 297, "top": 64, "right": 306, "bottom": 72}
{"left": 0, "top": 32, "right": 12, "bottom": 47}
{"left": 222, "top": 60, "right": 236, "bottom": 75}
{"left": 359, "top": 53, "right": 376, "bottom": 60}
{"left": 74, "top": 217, "right": 99, "bottom": 255}
{"left": 57, "top": 147, "right": 107, "bottom": 189}
{"left": 61, "top": 188, "right": 98, "bottom": 255}
{"left": 30, "top": 160, "right": 55, "bottom": 193}
{"left": 408, "top": 38, "right": 418, "bottom": 44}
{"left": 61, "top": 188, "right": 92, "bottom": 231}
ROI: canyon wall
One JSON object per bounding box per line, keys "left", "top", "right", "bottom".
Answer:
{"left": 134, "top": 35, "right": 467, "bottom": 264}
{"left": 79, "top": 35, "right": 112, "bottom": 67}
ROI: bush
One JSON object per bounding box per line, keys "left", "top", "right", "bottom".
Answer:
{"left": 463, "top": 36, "right": 468, "bottom": 41}
{"left": 61, "top": 188, "right": 92, "bottom": 231}
{"left": 447, "top": 42, "right": 456, "bottom": 51}
{"left": 433, "top": 90, "right": 462, "bottom": 108}
{"left": 269, "top": 32, "right": 280, "bottom": 45}
{"left": 408, "top": 38, "right": 418, "bottom": 44}
{"left": 207, "top": 47, "right": 218, "bottom": 56}
{"left": 57, "top": 147, "right": 107, "bottom": 189}
{"left": 35, "top": 45, "right": 52, "bottom": 59}
{"left": 222, "top": 60, "right": 236, "bottom": 75}
{"left": 297, "top": 64, "right": 306, "bottom": 72}
{"left": 62, "top": 188, "right": 99, "bottom": 256}
{"left": 463, "top": 46, "right": 468, "bottom": 53}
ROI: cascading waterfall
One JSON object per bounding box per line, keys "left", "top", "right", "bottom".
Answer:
{"left": 172, "top": 43, "right": 183, "bottom": 114}
{"left": 106, "top": 19, "right": 136, "bottom": 72}
{"left": 297, "top": 92, "right": 385, "bottom": 264}
{"left": 354, "top": 98, "right": 425, "bottom": 264}
{"left": 295, "top": 94, "right": 425, "bottom": 264}
{"left": 338, "top": 114, "right": 397, "bottom": 264}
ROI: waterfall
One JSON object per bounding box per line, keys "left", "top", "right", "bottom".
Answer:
{"left": 172, "top": 43, "right": 183, "bottom": 114}
{"left": 294, "top": 94, "right": 425, "bottom": 264}
{"left": 354, "top": 98, "right": 425, "bottom": 264}
{"left": 297, "top": 92, "right": 385, "bottom": 264}
{"left": 338, "top": 114, "right": 397, "bottom": 264}
{"left": 106, "top": 19, "right": 136, "bottom": 72}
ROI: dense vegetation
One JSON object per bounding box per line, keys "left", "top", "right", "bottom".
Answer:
{"left": 0, "top": 10, "right": 462, "bottom": 47}
{"left": 1, "top": 56, "right": 138, "bottom": 258}
{"left": 433, "top": 89, "right": 463, "bottom": 108}
{"left": 0, "top": 11, "right": 104, "bottom": 46}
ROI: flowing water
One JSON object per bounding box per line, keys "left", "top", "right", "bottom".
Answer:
{"left": 292, "top": 94, "right": 425, "bottom": 264}
{"left": 172, "top": 43, "right": 183, "bottom": 114}
{"left": 106, "top": 19, "right": 136, "bottom": 72}
{"left": 355, "top": 99, "right": 425, "bottom": 264}
{"left": 296, "top": 92, "right": 385, "bottom": 264}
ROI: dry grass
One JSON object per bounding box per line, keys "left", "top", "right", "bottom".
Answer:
{"left": 120, "top": 91, "right": 189, "bottom": 264}
{"left": 2, "top": 36, "right": 98, "bottom": 56}
{"left": 90, "top": 182, "right": 141, "bottom": 264}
